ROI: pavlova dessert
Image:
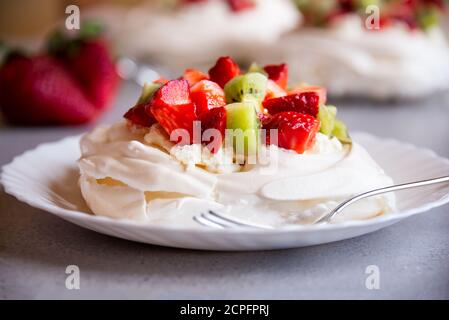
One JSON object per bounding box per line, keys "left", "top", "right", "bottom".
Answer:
{"left": 84, "top": 0, "right": 299, "bottom": 71}
{"left": 78, "top": 56, "right": 395, "bottom": 227}
{"left": 253, "top": 0, "right": 449, "bottom": 99}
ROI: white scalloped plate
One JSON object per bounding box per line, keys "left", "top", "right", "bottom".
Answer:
{"left": 2, "top": 132, "right": 449, "bottom": 251}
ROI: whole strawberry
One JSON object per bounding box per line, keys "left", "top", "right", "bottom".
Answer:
{"left": 47, "top": 22, "right": 119, "bottom": 111}
{"left": 0, "top": 54, "right": 97, "bottom": 125}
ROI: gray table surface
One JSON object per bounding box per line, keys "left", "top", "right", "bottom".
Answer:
{"left": 1, "top": 81, "right": 448, "bottom": 300}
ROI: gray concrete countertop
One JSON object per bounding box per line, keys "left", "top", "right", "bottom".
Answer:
{"left": 1, "top": 82, "right": 448, "bottom": 299}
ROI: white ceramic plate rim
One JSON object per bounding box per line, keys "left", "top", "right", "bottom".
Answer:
{"left": 2, "top": 132, "right": 449, "bottom": 236}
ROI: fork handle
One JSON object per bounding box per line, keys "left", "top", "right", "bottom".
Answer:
{"left": 316, "top": 175, "right": 449, "bottom": 224}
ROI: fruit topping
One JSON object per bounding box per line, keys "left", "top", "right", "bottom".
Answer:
{"left": 263, "top": 92, "right": 320, "bottom": 117}
{"left": 121, "top": 57, "right": 350, "bottom": 155}
{"left": 136, "top": 82, "right": 162, "bottom": 104}
{"left": 332, "top": 119, "right": 352, "bottom": 144}
{"left": 191, "top": 80, "right": 226, "bottom": 117}
{"left": 289, "top": 85, "right": 327, "bottom": 106}
{"left": 224, "top": 72, "right": 268, "bottom": 107}
{"left": 124, "top": 103, "right": 157, "bottom": 128}
{"left": 208, "top": 56, "right": 240, "bottom": 88}
{"left": 317, "top": 104, "right": 337, "bottom": 136}
{"left": 296, "top": 0, "right": 446, "bottom": 31}
{"left": 200, "top": 106, "right": 227, "bottom": 153}
{"left": 264, "top": 112, "right": 320, "bottom": 154}
{"left": 149, "top": 79, "right": 197, "bottom": 143}
{"left": 183, "top": 68, "right": 209, "bottom": 87}
{"left": 226, "top": 102, "right": 261, "bottom": 157}
{"left": 264, "top": 63, "right": 288, "bottom": 89}
{"left": 317, "top": 104, "right": 351, "bottom": 144}
{"left": 264, "top": 80, "right": 287, "bottom": 101}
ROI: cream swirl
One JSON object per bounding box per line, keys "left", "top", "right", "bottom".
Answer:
{"left": 78, "top": 121, "right": 395, "bottom": 226}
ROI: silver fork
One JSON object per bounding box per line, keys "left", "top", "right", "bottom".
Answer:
{"left": 193, "top": 175, "right": 449, "bottom": 229}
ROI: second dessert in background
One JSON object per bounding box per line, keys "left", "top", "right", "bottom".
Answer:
{"left": 253, "top": 0, "right": 449, "bottom": 99}
{"left": 85, "top": 0, "right": 300, "bottom": 72}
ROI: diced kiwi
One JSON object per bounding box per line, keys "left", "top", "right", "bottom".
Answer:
{"left": 225, "top": 102, "right": 261, "bottom": 157}
{"left": 318, "top": 105, "right": 337, "bottom": 136}
{"left": 224, "top": 73, "right": 268, "bottom": 106}
{"left": 136, "top": 82, "right": 162, "bottom": 104}
{"left": 332, "top": 119, "right": 352, "bottom": 144}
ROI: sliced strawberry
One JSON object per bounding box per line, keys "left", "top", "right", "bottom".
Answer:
{"left": 183, "top": 68, "right": 209, "bottom": 87}
{"left": 0, "top": 55, "right": 97, "bottom": 125}
{"left": 191, "top": 80, "right": 226, "bottom": 117}
{"left": 264, "top": 112, "right": 320, "bottom": 154}
{"left": 200, "top": 106, "right": 227, "bottom": 153}
{"left": 208, "top": 56, "right": 240, "bottom": 88}
{"left": 263, "top": 92, "right": 320, "bottom": 117}
{"left": 264, "top": 80, "right": 287, "bottom": 102}
{"left": 288, "top": 85, "right": 327, "bottom": 106}
{"left": 264, "top": 63, "right": 288, "bottom": 89}
{"left": 226, "top": 0, "right": 256, "bottom": 12}
{"left": 149, "top": 79, "right": 197, "bottom": 143}
{"left": 124, "top": 103, "right": 156, "bottom": 127}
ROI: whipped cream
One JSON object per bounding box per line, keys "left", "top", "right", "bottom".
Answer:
{"left": 253, "top": 15, "right": 449, "bottom": 99}
{"left": 85, "top": 0, "right": 300, "bottom": 71}
{"left": 78, "top": 121, "right": 395, "bottom": 227}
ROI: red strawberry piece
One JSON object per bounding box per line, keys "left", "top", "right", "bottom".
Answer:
{"left": 200, "top": 106, "right": 227, "bottom": 153}
{"left": 153, "top": 77, "right": 169, "bottom": 85}
{"left": 0, "top": 55, "right": 97, "bottom": 125}
{"left": 191, "top": 80, "right": 226, "bottom": 117}
{"left": 264, "top": 112, "right": 320, "bottom": 154}
{"left": 149, "top": 79, "right": 197, "bottom": 144}
{"left": 288, "top": 85, "right": 327, "bottom": 106}
{"left": 183, "top": 68, "right": 209, "bottom": 87}
{"left": 226, "top": 0, "right": 256, "bottom": 12}
{"left": 56, "top": 39, "right": 119, "bottom": 111}
{"left": 124, "top": 103, "right": 156, "bottom": 127}
{"left": 263, "top": 63, "right": 288, "bottom": 89}
{"left": 257, "top": 112, "right": 272, "bottom": 126}
{"left": 208, "top": 56, "right": 240, "bottom": 88}
{"left": 263, "top": 92, "right": 320, "bottom": 117}
{"left": 264, "top": 79, "right": 287, "bottom": 102}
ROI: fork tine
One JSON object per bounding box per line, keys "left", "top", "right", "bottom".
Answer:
{"left": 202, "top": 212, "right": 240, "bottom": 228}
{"left": 207, "top": 210, "right": 274, "bottom": 229}
{"left": 193, "top": 215, "right": 226, "bottom": 229}
{"left": 207, "top": 210, "right": 254, "bottom": 227}
{"left": 193, "top": 210, "right": 274, "bottom": 229}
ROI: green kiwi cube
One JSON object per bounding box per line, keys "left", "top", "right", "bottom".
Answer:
{"left": 332, "top": 119, "right": 352, "bottom": 144}
{"left": 225, "top": 102, "right": 261, "bottom": 157}
{"left": 224, "top": 73, "right": 268, "bottom": 106}
{"left": 137, "top": 82, "right": 162, "bottom": 104}
{"left": 318, "top": 105, "right": 337, "bottom": 136}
